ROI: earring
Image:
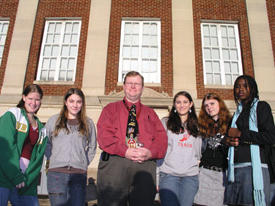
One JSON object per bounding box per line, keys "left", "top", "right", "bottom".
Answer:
{"left": 174, "top": 109, "right": 177, "bottom": 113}
{"left": 189, "top": 109, "right": 192, "bottom": 113}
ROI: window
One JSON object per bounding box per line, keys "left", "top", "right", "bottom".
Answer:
{"left": 37, "top": 20, "right": 81, "bottom": 81}
{"left": 0, "top": 20, "right": 9, "bottom": 66}
{"left": 118, "top": 20, "right": 161, "bottom": 83}
{"left": 201, "top": 22, "right": 243, "bottom": 85}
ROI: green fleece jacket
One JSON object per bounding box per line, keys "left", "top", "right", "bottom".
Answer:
{"left": 0, "top": 107, "right": 48, "bottom": 196}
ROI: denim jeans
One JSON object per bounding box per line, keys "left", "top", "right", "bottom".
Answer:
{"left": 159, "top": 172, "right": 199, "bottom": 206}
{"left": 0, "top": 187, "right": 39, "bottom": 206}
{"left": 47, "top": 171, "right": 87, "bottom": 206}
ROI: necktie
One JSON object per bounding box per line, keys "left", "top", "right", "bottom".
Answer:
{"left": 126, "top": 104, "right": 139, "bottom": 148}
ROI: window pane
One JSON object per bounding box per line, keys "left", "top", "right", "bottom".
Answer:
{"left": 48, "top": 23, "right": 55, "bottom": 33}
{"left": 214, "top": 74, "right": 221, "bottom": 84}
{"left": 67, "top": 71, "right": 73, "bottom": 81}
{"left": 224, "top": 62, "right": 230, "bottom": 73}
{"left": 205, "top": 61, "right": 212, "bottom": 73}
{"left": 222, "top": 49, "right": 229, "bottom": 60}
{"left": 203, "top": 25, "right": 210, "bottom": 36}
{"left": 59, "top": 71, "right": 66, "bottom": 80}
{"left": 72, "top": 23, "right": 79, "bottom": 33}
{"left": 231, "top": 62, "right": 239, "bottom": 74}
{"left": 229, "top": 38, "right": 236, "bottom": 47}
{"left": 70, "top": 46, "right": 77, "bottom": 56}
{"left": 64, "top": 34, "right": 71, "bottom": 43}
{"left": 122, "top": 59, "right": 131, "bottom": 70}
{"left": 123, "top": 46, "right": 131, "bottom": 58}
{"left": 210, "top": 25, "right": 217, "bottom": 36}
{"left": 204, "top": 37, "right": 210, "bottom": 47}
{"left": 225, "top": 74, "right": 232, "bottom": 85}
{"left": 50, "top": 58, "right": 56, "bottom": 68}
{"left": 52, "top": 45, "right": 59, "bottom": 56}
{"left": 61, "top": 46, "right": 69, "bottom": 56}
{"left": 212, "top": 48, "right": 220, "bottom": 59}
{"left": 228, "top": 26, "right": 235, "bottom": 37}
{"left": 61, "top": 58, "right": 67, "bottom": 69}
{"left": 42, "top": 58, "right": 49, "bottom": 68}
{"left": 71, "top": 34, "right": 78, "bottom": 44}
{"left": 222, "top": 37, "right": 228, "bottom": 47}
{"left": 206, "top": 74, "right": 213, "bottom": 84}
{"left": 2, "top": 23, "right": 9, "bottom": 33}
{"left": 213, "top": 61, "right": 220, "bottom": 73}
{"left": 46, "top": 34, "right": 53, "bottom": 43}
{"left": 230, "top": 49, "right": 238, "bottom": 60}
{"left": 68, "top": 58, "right": 75, "bottom": 69}
{"left": 131, "top": 47, "right": 139, "bottom": 58}
{"left": 211, "top": 37, "right": 218, "bottom": 46}
{"left": 55, "top": 23, "right": 62, "bottom": 33}
{"left": 49, "top": 70, "right": 55, "bottom": 80}
{"left": 221, "top": 26, "right": 227, "bottom": 37}
{"left": 65, "top": 23, "right": 72, "bottom": 33}
{"left": 43, "top": 46, "right": 51, "bottom": 56}
{"left": 131, "top": 59, "right": 138, "bottom": 70}
{"left": 53, "top": 34, "right": 60, "bottom": 43}
{"left": 203, "top": 48, "right": 211, "bottom": 59}
{"left": 40, "top": 70, "right": 48, "bottom": 80}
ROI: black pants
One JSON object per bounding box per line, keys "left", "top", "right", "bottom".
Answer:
{"left": 97, "top": 154, "right": 157, "bottom": 206}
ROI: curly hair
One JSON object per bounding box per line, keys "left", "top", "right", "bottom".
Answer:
{"left": 53, "top": 88, "right": 90, "bottom": 138}
{"left": 198, "top": 93, "right": 231, "bottom": 138}
{"left": 167, "top": 91, "right": 199, "bottom": 137}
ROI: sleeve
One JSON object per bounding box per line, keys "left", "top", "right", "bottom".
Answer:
{"left": 87, "top": 118, "right": 97, "bottom": 163}
{"left": 147, "top": 111, "right": 168, "bottom": 159}
{"left": 97, "top": 104, "right": 128, "bottom": 157}
{"left": 0, "top": 111, "right": 26, "bottom": 186}
{"left": 23, "top": 126, "right": 48, "bottom": 190}
{"left": 44, "top": 116, "right": 55, "bottom": 159}
{"left": 239, "top": 101, "right": 275, "bottom": 145}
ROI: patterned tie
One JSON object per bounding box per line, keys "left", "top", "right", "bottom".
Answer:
{"left": 126, "top": 104, "right": 139, "bottom": 148}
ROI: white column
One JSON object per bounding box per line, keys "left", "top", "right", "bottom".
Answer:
{"left": 172, "top": 0, "right": 197, "bottom": 97}
{"left": 1, "top": 0, "right": 39, "bottom": 94}
{"left": 246, "top": 0, "right": 275, "bottom": 101}
{"left": 82, "top": 0, "right": 112, "bottom": 96}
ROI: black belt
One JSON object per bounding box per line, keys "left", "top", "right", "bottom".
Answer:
{"left": 202, "top": 165, "right": 225, "bottom": 172}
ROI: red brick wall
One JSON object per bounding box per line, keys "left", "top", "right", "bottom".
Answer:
{"left": 25, "top": 0, "right": 91, "bottom": 95}
{"left": 266, "top": 0, "right": 275, "bottom": 66}
{"left": 193, "top": 0, "right": 254, "bottom": 100}
{"left": 105, "top": 0, "right": 173, "bottom": 96}
{"left": 0, "top": 0, "right": 19, "bottom": 94}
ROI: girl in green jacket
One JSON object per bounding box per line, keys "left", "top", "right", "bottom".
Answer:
{"left": 0, "top": 84, "right": 48, "bottom": 206}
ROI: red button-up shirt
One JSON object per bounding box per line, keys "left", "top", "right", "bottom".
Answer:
{"left": 97, "top": 98, "right": 168, "bottom": 159}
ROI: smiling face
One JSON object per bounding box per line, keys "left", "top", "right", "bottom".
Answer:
{"left": 123, "top": 75, "right": 144, "bottom": 103}
{"left": 65, "top": 94, "right": 83, "bottom": 119}
{"left": 204, "top": 99, "right": 220, "bottom": 121}
{"left": 23, "top": 92, "right": 42, "bottom": 114}
{"left": 235, "top": 78, "right": 250, "bottom": 103}
{"left": 174, "top": 95, "right": 193, "bottom": 117}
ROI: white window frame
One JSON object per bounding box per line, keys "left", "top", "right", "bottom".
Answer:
{"left": 36, "top": 19, "right": 82, "bottom": 82}
{"left": 0, "top": 20, "right": 9, "bottom": 66}
{"left": 118, "top": 19, "right": 161, "bottom": 83}
{"left": 201, "top": 22, "right": 243, "bottom": 86}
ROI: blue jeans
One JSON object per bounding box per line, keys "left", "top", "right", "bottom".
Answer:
{"left": 47, "top": 171, "right": 87, "bottom": 206}
{"left": 159, "top": 172, "right": 199, "bottom": 206}
{"left": 0, "top": 187, "right": 39, "bottom": 206}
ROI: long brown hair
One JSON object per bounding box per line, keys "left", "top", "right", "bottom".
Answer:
{"left": 53, "top": 88, "right": 90, "bottom": 137}
{"left": 167, "top": 91, "right": 199, "bottom": 137}
{"left": 17, "top": 84, "right": 43, "bottom": 113}
{"left": 198, "top": 93, "right": 231, "bottom": 138}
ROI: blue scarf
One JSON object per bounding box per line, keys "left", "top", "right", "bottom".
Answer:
{"left": 228, "top": 98, "right": 266, "bottom": 206}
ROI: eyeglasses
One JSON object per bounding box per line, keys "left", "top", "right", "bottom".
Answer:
{"left": 125, "top": 82, "right": 142, "bottom": 87}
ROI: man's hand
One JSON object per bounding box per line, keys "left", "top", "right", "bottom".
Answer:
{"left": 125, "top": 147, "right": 152, "bottom": 163}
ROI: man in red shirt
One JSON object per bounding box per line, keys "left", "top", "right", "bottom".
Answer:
{"left": 97, "top": 71, "right": 168, "bottom": 206}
